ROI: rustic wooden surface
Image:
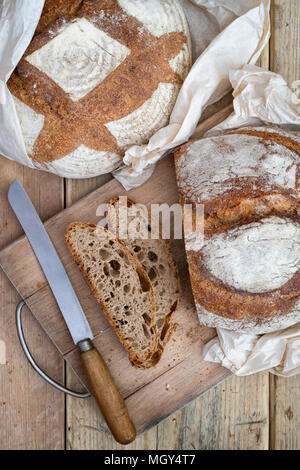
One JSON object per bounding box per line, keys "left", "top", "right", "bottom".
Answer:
{"left": 268, "top": 0, "right": 300, "bottom": 451}
{"left": 0, "top": 163, "right": 65, "bottom": 450}
{"left": 0, "top": 0, "right": 299, "bottom": 450}
{"left": 66, "top": 0, "right": 300, "bottom": 450}
{"left": 0, "top": 106, "right": 232, "bottom": 440}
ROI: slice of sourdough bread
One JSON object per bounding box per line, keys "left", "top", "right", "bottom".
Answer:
{"left": 65, "top": 222, "right": 158, "bottom": 366}
{"left": 107, "top": 197, "right": 180, "bottom": 368}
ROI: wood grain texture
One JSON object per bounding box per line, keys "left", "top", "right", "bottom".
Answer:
{"left": 0, "top": 107, "right": 230, "bottom": 450}
{"left": 268, "top": 0, "right": 300, "bottom": 450}
{"left": 0, "top": 159, "right": 64, "bottom": 449}
{"left": 0, "top": 149, "right": 225, "bottom": 445}
{"left": 157, "top": 374, "right": 269, "bottom": 450}
{"left": 1, "top": 157, "right": 200, "bottom": 447}
{"left": 54, "top": 108, "right": 230, "bottom": 449}
{"left": 270, "top": 0, "right": 299, "bottom": 85}
{"left": 65, "top": 175, "right": 112, "bottom": 208}
{"left": 1, "top": 0, "right": 298, "bottom": 450}
{"left": 270, "top": 375, "right": 300, "bottom": 450}
{"left": 80, "top": 345, "right": 136, "bottom": 445}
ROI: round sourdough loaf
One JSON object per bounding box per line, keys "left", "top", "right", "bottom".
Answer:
{"left": 9, "top": 0, "right": 191, "bottom": 178}
{"left": 175, "top": 126, "right": 300, "bottom": 333}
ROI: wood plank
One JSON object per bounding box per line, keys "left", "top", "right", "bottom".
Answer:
{"left": 0, "top": 156, "right": 211, "bottom": 357}
{"left": 269, "top": 0, "right": 300, "bottom": 449}
{"left": 66, "top": 392, "right": 159, "bottom": 450}
{"left": 66, "top": 335, "right": 230, "bottom": 447}
{"left": 157, "top": 373, "right": 269, "bottom": 450}
{"left": 66, "top": 175, "right": 112, "bottom": 208}
{"left": 0, "top": 158, "right": 65, "bottom": 449}
{"left": 63, "top": 313, "right": 216, "bottom": 399}
{"left": 270, "top": 0, "right": 300, "bottom": 85}
{"left": 270, "top": 375, "right": 300, "bottom": 450}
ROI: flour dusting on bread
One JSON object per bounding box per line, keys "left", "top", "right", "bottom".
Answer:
{"left": 26, "top": 18, "right": 131, "bottom": 102}
{"left": 201, "top": 216, "right": 300, "bottom": 293}
{"left": 176, "top": 134, "right": 299, "bottom": 204}
{"left": 175, "top": 126, "right": 300, "bottom": 333}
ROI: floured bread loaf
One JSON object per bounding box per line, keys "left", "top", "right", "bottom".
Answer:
{"left": 175, "top": 126, "right": 300, "bottom": 333}
{"left": 107, "top": 197, "right": 180, "bottom": 367}
{"left": 9, "top": 0, "right": 191, "bottom": 178}
{"left": 65, "top": 222, "right": 158, "bottom": 366}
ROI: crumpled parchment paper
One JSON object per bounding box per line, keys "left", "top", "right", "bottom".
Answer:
{"left": 1, "top": 0, "right": 299, "bottom": 376}
{"left": 0, "top": 0, "right": 44, "bottom": 166}
{"left": 203, "top": 323, "right": 300, "bottom": 377}
{"left": 113, "top": 0, "right": 271, "bottom": 187}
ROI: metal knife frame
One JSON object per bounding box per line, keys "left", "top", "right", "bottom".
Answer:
{"left": 16, "top": 300, "right": 90, "bottom": 398}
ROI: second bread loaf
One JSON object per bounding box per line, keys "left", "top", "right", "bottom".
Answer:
{"left": 175, "top": 126, "right": 300, "bottom": 334}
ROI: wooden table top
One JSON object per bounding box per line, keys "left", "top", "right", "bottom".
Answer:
{"left": 0, "top": 0, "right": 299, "bottom": 450}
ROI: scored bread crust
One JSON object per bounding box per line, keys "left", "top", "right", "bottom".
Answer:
{"left": 174, "top": 126, "right": 300, "bottom": 333}
{"left": 174, "top": 126, "right": 300, "bottom": 218}
{"left": 35, "top": 0, "right": 83, "bottom": 35}
{"left": 107, "top": 196, "right": 181, "bottom": 368}
{"left": 65, "top": 222, "right": 158, "bottom": 366}
{"left": 8, "top": 0, "right": 191, "bottom": 178}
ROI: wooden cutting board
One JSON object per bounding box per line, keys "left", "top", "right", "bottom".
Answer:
{"left": 0, "top": 106, "right": 232, "bottom": 435}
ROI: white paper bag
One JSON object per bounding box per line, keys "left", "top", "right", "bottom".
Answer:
{"left": 113, "top": 0, "right": 271, "bottom": 188}
{"left": 0, "top": 0, "right": 44, "bottom": 166}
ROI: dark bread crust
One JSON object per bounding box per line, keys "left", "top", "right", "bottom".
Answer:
{"left": 187, "top": 249, "right": 300, "bottom": 322}
{"left": 174, "top": 127, "right": 300, "bottom": 328}
{"left": 175, "top": 128, "right": 300, "bottom": 221}
{"left": 231, "top": 128, "right": 300, "bottom": 157}
{"left": 8, "top": 0, "right": 189, "bottom": 165}
{"left": 65, "top": 222, "right": 158, "bottom": 366}
{"left": 35, "top": 0, "right": 83, "bottom": 35}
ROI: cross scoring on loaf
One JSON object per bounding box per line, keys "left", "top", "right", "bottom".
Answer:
{"left": 8, "top": 0, "right": 187, "bottom": 164}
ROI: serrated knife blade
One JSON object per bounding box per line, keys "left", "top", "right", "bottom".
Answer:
{"left": 8, "top": 178, "right": 93, "bottom": 345}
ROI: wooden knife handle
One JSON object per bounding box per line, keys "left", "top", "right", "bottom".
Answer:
{"left": 78, "top": 339, "right": 136, "bottom": 445}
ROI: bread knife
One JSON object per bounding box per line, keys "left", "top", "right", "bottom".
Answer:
{"left": 8, "top": 179, "right": 136, "bottom": 445}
